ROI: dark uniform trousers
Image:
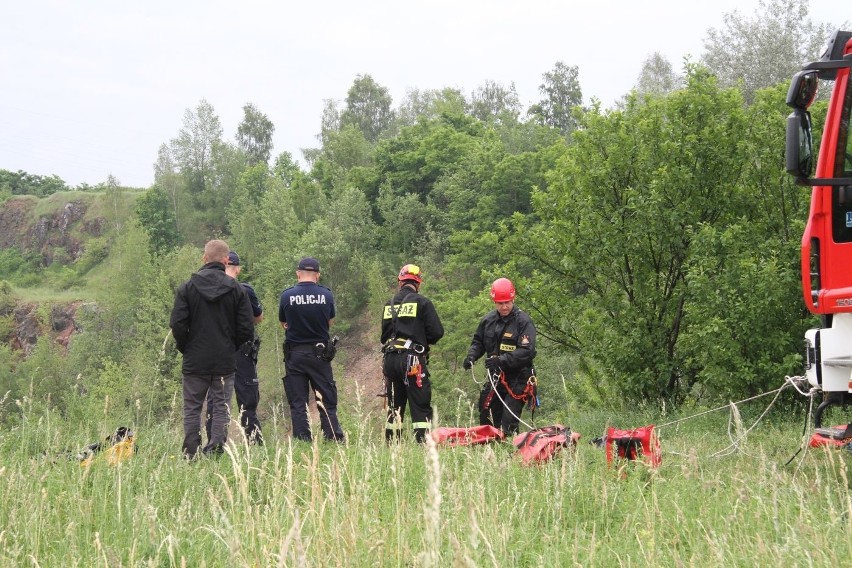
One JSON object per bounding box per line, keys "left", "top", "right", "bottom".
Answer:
{"left": 479, "top": 373, "right": 527, "bottom": 436}
{"left": 383, "top": 350, "right": 432, "bottom": 443}
{"left": 283, "top": 348, "right": 344, "bottom": 442}
{"left": 206, "top": 349, "right": 262, "bottom": 444}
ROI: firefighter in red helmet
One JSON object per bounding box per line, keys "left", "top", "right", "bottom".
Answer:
{"left": 463, "top": 277, "right": 537, "bottom": 435}
{"left": 380, "top": 264, "right": 445, "bottom": 442}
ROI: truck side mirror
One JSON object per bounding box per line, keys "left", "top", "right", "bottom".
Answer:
{"left": 786, "top": 70, "right": 819, "bottom": 109}
{"left": 786, "top": 109, "right": 814, "bottom": 179}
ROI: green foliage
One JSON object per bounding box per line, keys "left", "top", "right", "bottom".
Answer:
{"left": 679, "top": 83, "right": 819, "bottom": 398}
{"left": 43, "top": 264, "right": 83, "bottom": 291}
{"left": 528, "top": 61, "right": 583, "bottom": 135}
{"left": 701, "top": 0, "right": 834, "bottom": 105}
{"left": 0, "top": 248, "right": 41, "bottom": 286}
{"left": 135, "top": 186, "right": 180, "bottom": 254}
{"left": 294, "top": 188, "right": 379, "bottom": 323}
{"left": 74, "top": 237, "right": 109, "bottom": 274}
{"left": 339, "top": 74, "right": 394, "bottom": 143}
{"left": 236, "top": 102, "right": 275, "bottom": 166}
{"left": 513, "top": 67, "right": 757, "bottom": 402}
{"left": 0, "top": 169, "right": 69, "bottom": 197}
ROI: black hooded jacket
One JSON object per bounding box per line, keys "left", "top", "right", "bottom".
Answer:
{"left": 170, "top": 262, "right": 254, "bottom": 375}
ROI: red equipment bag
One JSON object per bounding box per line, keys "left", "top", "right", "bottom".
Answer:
{"left": 605, "top": 425, "right": 661, "bottom": 468}
{"left": 809, "top": 424, "right": 852, "bottom": 448}
{"left": 512, "top": 424, "right": 581, "bottom": 465}
{"left": 431, "top": 425, "right": 505, "bottom": 447}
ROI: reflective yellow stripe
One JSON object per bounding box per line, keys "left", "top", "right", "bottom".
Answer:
{"left": 385, "top": 422, "right": 403, "bottom": 431}
{"left": 382, "top": 303, "right": 419, "bottom": 319}
{"left": 412, "top": 422, "right": 431, "bottom": 430}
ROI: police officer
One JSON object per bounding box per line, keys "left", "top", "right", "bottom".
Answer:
{"left": 205, "top": 250, "right": 264, "bottom": 445}
{"left": 278, "top": 256, "right": 344, "bottom": 442}
{"left": 381, "top": 264, "right": 444, "bottom": 443}
{"left": 463, "top": 277, "right": 537, "bottom": 436}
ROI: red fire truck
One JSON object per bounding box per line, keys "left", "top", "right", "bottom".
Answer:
{"left": 786, "top": 29, "right": 852, "bottom": 426}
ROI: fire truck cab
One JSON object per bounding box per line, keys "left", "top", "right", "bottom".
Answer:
{"left": 786, "top": 29, "right": 852, "bottom": 425}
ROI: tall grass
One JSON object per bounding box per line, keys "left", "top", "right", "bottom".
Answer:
{"left": 0, "top": 396, "right": 850, "bottom": 567}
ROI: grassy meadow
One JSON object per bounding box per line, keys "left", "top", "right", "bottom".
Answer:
{"left": 1, "top": 391, "right": 851, "bottom": 568}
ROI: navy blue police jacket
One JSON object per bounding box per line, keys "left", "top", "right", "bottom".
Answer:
{"left": 278, "top": 281, "right": 335, "bottom": 345}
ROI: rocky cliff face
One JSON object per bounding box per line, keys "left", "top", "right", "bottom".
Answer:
{"left": 0, "top": 195, "right": 110, "bottom": 355}
{"left": 1, "top": 302, "right": 83, "bottom": 356}
{"left": 0, "top": 197, "right": 95, "bottom": 265}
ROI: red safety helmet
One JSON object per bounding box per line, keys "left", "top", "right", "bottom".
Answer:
{"left": 490, "top": 278, "right": 516, "bottom": 302}
{"left": 398, "top": 264, "right": 423, "bottom": 285}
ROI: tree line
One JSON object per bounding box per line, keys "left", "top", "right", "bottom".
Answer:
{"left": 0, "top": 0, "right": 838, "bottom": 423}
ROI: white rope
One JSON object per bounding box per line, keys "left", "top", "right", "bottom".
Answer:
{"left": 657, "top": 387, "right": 785, "bottom": 429}
{"left": 654, "top": 375, "right": 818, "bottom": 461}
{"left": 473, "top": 367, "right": 535, "bottom": 432}
{"left": 709, "top": 383, "right": 788, "bottom": 458}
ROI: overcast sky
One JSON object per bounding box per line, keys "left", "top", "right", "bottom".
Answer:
{"left": 0, "top": 0, "right": 844, "bottom": 189}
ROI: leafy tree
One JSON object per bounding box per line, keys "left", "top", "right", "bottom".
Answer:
{"left": 370, "top": 111, "right": 484, "bottom": 205}
{"left": 470, "top": 80, "right": 522, "bottom": 125}
{"left": 152, "top": 143, "right": 186, "bottom": 237}
{"left": 170, "top": 99, "right": 224, "bottom": 197}
{"left": 512, "top": 67, "right": 750, "bottom": 402}
{"left": 701, "top": 0, "right": 835, "bottom": 104}
{"left": 394, "top": 88, "right": 466, "bottom": 129}
{"left": 294, "top": 187, "right": 379, "bottom": 320}
{"left": 272, "top": 151, "right": 303, "bottom": 188}
{"left": 339, "top": 74, "right": 394, "bottom": 144}
{"left": 136, "top": 186, "right": 180, "bottom": 254}
{"left": 635, "top": 52, "right": 680, "bottom": 97}
{"left": 236, "top": 103, "right": 275, "bottom": 166}
{"left": 310, "top": 125, "right": 374, "bottom": 194}
{"left": 679, "top": 83, "right": 817, "bottom": 398}
{"left": 528, "top": 62, "right": 583, "bottom": 136}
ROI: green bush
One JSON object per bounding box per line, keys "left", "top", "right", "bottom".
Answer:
{"left": 0, "top": 248, "right": 41, "bottom": 286}
{"left": 74, "top": 237, "right": 109, "bottom": 274}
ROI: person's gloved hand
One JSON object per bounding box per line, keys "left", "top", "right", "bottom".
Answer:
{"left": 462, "top": 356, "right": 475, "bottom": 370}
{"left": 484, "top": 356, "right": 502, "bottom": 373}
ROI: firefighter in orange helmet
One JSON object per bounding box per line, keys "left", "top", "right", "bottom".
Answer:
{"left": 463, "top": 277, "right": 537, "bottom": 435}
{"left": 380, "top": 264, "right": 445, "bottom": 442}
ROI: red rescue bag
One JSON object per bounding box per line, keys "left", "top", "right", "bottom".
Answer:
{"left": 809, "top": 424, "right": 852, "bottom": 448}
{"left": 431, "top": 425, "right": 505, "bottom": 447}
{"left": 605, "top": 425, "right": 661, "bottom": 468}
{"left": 513, "top": 424, "right": 580, "bottom": 465}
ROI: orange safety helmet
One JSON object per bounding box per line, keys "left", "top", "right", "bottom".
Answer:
{"left": 398, "top": 264, "right": 423, "bottom": 285}
{"left": 490, "top": 277, "right": 516, "bottom": 302}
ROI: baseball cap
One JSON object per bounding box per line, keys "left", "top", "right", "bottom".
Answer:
{"left": 227, "top": 251, "right": 240, "bottom": 266}
{"left": 297, "top": 256, "right": 320, "bottom": 272}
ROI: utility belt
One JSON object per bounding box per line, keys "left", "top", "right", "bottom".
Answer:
{"left": 284, "top": 338, "right": 338, "bottom": 362}
{"left": 382, "top": 337, "right": 425, "bottom": 354}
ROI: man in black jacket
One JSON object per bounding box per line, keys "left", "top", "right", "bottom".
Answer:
{"left": 463, "top": 277, "right": 537, "bottom": 436}
{"left": 205, "top": 250, "right": 265, "bottom": 445}
{"left": 381, "top": 264, "right": 444, "bottom": 442}
{"left": 170, "top": 240, "right": 255, "bottom": 458}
